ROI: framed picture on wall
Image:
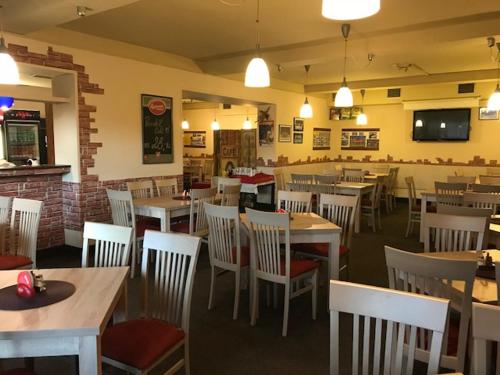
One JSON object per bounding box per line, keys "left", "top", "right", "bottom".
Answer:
{"left": 141, "top": 94, "right": 173, "bottom": 164}
{"left": 183, "top": 131, "right": 206, "bottom": 148}
{"left": 293, "top": 117, "right": 304, "bottom": 131}
{"left": 312, "top": 128, "right": 331, "bottom": 150}
{"left": 479, "top": 107, "right": 499, "bottom": 120}
{"left": 278, "top": 124, "right": 292, "bottom": 142}
{"left": 258, "top": 120, "right": 274, "bottom": 146}
{"left": 293, "top": 133, "right": 303, "bottom": 144}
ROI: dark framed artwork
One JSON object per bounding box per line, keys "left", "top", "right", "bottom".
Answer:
{"left": 293, "top": 133, "right": 303, "bottom": 144}
{"left": 141, "top": 94, "right": 173, "bottom": 164}
{"left": 278, "top": 124, "right": 292, "bottom": 142}
{"left": 293, "top": 117, "right": 304, "bottom": 131}
{"left": 183, "top": 131, "right": 206, "bottom": 148}
{"left": 479, "top": 107, "right": 499, "bottom": 120}
{"left": 329, "top": 106, "right": 363, "bottom": 121}
{"left": 341, "top": 128, "right": 380, "bottom": 150}
{"left": 258, "top": 120, "right": 274, "bottom": 146}
{"left": 312, "top": 128, "right": 331, "bottom": 150}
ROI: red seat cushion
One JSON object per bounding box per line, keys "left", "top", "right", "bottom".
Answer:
{"left": 2, "top": 369, "right": 37, "bottom": 375}
{"left": 102, "top": 319, "right": 185, "bottom": 370}
{"left": 231, "top": 246, "right": 250, "bottom": 266}
{"left": 0, "top": 255, "right": 33, "bottom": 270}
{"left": 292, "top": 243, "right": 349, "bottom": 258}
{"left": 136, "top": 217, "right": 161, "bottom": 237}
{"left": 280, "top": 258, "right": 319, "bottom": 278}
{"left": 191, "top": 182, "right": 211, "bottom": 189}
{"left": 170, "top": 221, "right": 190, "bottom": 234}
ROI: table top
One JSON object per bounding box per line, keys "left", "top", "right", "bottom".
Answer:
{"left": 240, "top": 212, "right": 341, "bottom": 234}
{"left": 365, "top": 173, "right": 389, "bottom": 179}
{"left": 134, "top": 195, "right": 192, "bottom": 210}
{"left": 0, "top": 267, "right": 128, "bottom": 338}
{"left": 336, "top": 182, "right": 375, "bottom": 190}
{"left": 423, "top": 250, "right": 498, "bottom": 303}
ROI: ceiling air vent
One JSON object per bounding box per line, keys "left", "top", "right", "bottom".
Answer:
{"left": 223, "top": 103, "right": 232, "bottom": 109}
{"left": 458, "top": 83, "right": 475, "bottom": 94}
{"left": 387, "top": 88, "right": 401, "bottom": 98}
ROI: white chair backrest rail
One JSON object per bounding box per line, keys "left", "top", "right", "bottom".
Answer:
{"left": 464, "top": 191, "right": 500, "bottom": 215}
{"left": 190, "top": 187, "right": 217, "bottom": 236}
{"left": 435, "top": 181, "right": 467, "bottom": 206}
{"left": 106, "top": 189, "right": 135, "bottom": 229}
{"left": 9, "top": 198, "right": 43, "bottom": 267}
{"left": 155, "top": 178, "right": 179, "bottom": 197}
{"left": 319, "top": 193, "right": 358, "bottom": 248}
{"left": 127, "top": 180, "right": 155, "bottom": 199}
{"left": 329, "top": 280, "right": 449, "bottom": 375}
{"left": 277, "top": 190, "right": 312, "bottom": 213}
{"left": 385, "top": 246, "right": 476, "bottom": 372}
{"left": 81, "top": 221, "right": 133, "bottom": 268}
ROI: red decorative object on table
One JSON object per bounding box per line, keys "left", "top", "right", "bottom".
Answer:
{"left": 16, "top": 271, "right": 35, "bottom": 298}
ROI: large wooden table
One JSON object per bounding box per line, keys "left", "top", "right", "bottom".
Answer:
{"left": 334, "top": 182, "right": 375, "bottom": 233}
{"left": 423, "top": 250, "right": 499, "bottom": 303}
{"left": 240, "top": 212, "right": 342, "bottom": 280}
{"left": 134, "top": 196, "right": 192, "bottom": 232}
{"left": 0, "top": 267, "right": 128, "bottom": 375}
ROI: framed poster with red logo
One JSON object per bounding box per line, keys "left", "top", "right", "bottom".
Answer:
{"left": 141, "top": 94, "right": 173, "bottom": 164}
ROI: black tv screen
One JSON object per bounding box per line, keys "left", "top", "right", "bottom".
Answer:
{"left": 412, "top": 108, "right": 471, "bottom": 141}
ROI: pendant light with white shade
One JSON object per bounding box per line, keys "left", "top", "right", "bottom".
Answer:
{"left": 243, "top": 108, "right": 252, "bottom": 129}
{"left": 356, "top": 89, "right": 367, "bottom": 125}
{"left": 181, "top": 119, "right": 190, "bottom": 129}
{"left": 488, "top": 44, "right": 500, "bottom": 111}
{"left": 211, "top": 108, "right": 220, "bottom": 130}
{"left": 334, "top": 24, "right": 353, "bottom": 108}
{"left": 300, "top": 65, "right": 313, "bottom": 118}
{"left": 322, "top": 0, "right": 380, "bottom": 21}
{"left": 244, "top": 0, "right": 270, "bottom": 88}
{"left": 0, "top": 6, "right": 19, "bottom": 85}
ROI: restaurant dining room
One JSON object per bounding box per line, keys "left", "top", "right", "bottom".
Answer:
{"left": 1, "top": 0, "right": 500, "bottom": 374}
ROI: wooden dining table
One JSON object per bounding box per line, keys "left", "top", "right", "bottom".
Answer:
{"left": 423, "top": 250, "right": 499, "bottom": 303}
{"left": 0, "top": 267, "right": 128, "bottom": 375}
{"left": 134, "top": 195, "right": 193, "bottom": 232}
{"left": 334, "top": 182, "right": 375, "bottom": 233}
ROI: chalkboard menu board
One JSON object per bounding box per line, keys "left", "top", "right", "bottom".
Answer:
{"left": 141, "top": 94, "right": 173, "bottom": 164}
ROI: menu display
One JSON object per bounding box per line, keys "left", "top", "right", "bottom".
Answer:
{"left": 141, "top": 94, "right": 173, "bottom": 164}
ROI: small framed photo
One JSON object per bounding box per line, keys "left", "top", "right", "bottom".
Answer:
{"left": 293, "top": 117, "right": 304, "bottom": 131}
{"left": 278, "top": 124, "right": 292, "bottom": 142}
{"left": 479, "top": 107, "right": 499, "bottom": 120}
{"left": 293, "top": 133, "right": 303, "bottom": 144}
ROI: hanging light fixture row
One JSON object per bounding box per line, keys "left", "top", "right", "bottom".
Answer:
{"left": 335, "top": 24, "right": 353, "bottom": 108}
{"left": 322, "top": 0, "right": 380, "bottom": 21}
{"left": 0, "top": 5, "right": 20, "bottom": 85}
{"left": 244, "top": 0, "right": 270, "bottom": 88}
{"left": 488, "top": 42, "right": 500, "bottom": 111}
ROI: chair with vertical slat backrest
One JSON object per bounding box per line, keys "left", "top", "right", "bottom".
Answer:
{"left": 447, "top": 175, "right": 476, "bottom": 185}
{"left": 380, "top": 168, "right": 395, "bottom": 213}
{"left": 277, "top": 190, "right": 312, "bottom": 213}
{"left": 387, "top": 167, "right": 399, "bottom": 210}
{"left": 247, "top": 208, "right": 319, "bottom": 336}
{"left": 385, "top": 246, "right": 476, "bottom": 372}
{"left": 102, "top": 230, "right": 201, "bottom": 375}
{"left": 127, "top": 180, "right": 155, "bottom": 199}
{"left": 155, "top": 178, "right": 179, "bottom": 197}
{"left": 329, "top": 280, "right": 450, "bottom": 375}
{"left": 343, "top": 169, "right": 365, "bottom": 183}
{"left": 216, "top": 177, "right": 241, "bottom": 194}
{"left": 314, "top": 174, "right": 340, "bottom": 186}
{"left": 361, "top": 176, "right": 385, "bottom": 232}
{"left": 372, "top": 164, "right": 390, "bottom": 174}
{"left": 479, "top": 175, "right": 500, "bottom": 185}
{"left": 0, "top": 198, "right": 42, "bottom": 270}
{"left": 464, "top": 191, "right": 500, "bottom": 215}
{"left": 205, "top": 203, "right": 248, "bottom": 319}
{"left": 221, "top": 184, "right": 241, "bottom": 207}
{"left": 81, "top": 222, "right": 133, "bottom": 268}
{"left": 471, "top": 183, "right": 500, "bottom": 193}
{"left": 293, "top": 193, "right": 358, "bottom": 277}
{"left": 405, "top": 176, "right": 421, "bottom": 237}
{"left": 0, "top": 196, "right": 12, "bottom": 254}
{"left": 423, "top": 212, "right": 489, "bottom": 252}
{"left": 290, "top": 173, "right": 314, "bottom": 192}
{"left": 436, "top": 204, "right": 493, "bottom": 218}
{"left": 435, "top": 182, "right": 467, "bottom": 206}
{"left": 472, "top": 302, "right": 500, "bottom": 375}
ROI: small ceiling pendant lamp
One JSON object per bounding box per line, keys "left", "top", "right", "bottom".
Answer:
{"left": 181, "top": 119, "right": 189, "bottom": 130}
{"left": 211, "top": 114, "right": 220, "bottom": 130}
{"left": 0, "top": 6, "right": 19, "bottom": 85}
{"left": 300, "top": 65, "right": 313, "bottom": 118}
{"left": 243, "top": 109, "right": 252, "bottom": 129}
{"left": 322, "top": 0, "right": 380, "bottom": 21}
{"left": 356, "top": 89, "right": 367, "bottom": 125}
{"left": 334, "top": 24, "right": 353, "bottom": 108}
{"left": 244, "top": 0, "right": 270, "bottom": 88}
{"left": 0, "top": 96, "right": 14, "bottom": 111}
{"left": 488, "top": 44, "right": 500, "bottom": 111}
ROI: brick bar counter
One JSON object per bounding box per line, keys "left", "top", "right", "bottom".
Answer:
{"left": 0, "top": 165, "right": 71, "bottom": 249}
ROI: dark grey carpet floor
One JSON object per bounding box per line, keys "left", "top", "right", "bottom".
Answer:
{"left": 2, "top": 202, "right": 432, "bottom": 375}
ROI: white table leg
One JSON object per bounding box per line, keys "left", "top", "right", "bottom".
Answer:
{"left": 329, "top": 233, "right": 341, "bottom": 281}
{"left": 419, "top": 194, "right": 427, "bottom": 242}
{"left": 79, "top": 335, "right": 101, "bottom": 375}
{"left": 160, "top": 210, "right": 171, "bottom": 232}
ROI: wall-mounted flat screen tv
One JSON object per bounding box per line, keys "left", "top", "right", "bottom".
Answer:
{"left": 412, "top": 108, "right": 471, "bottom": 141}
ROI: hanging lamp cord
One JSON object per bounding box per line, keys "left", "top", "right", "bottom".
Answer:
{"left": 255, "top": 0, "right": 261, "bottom": 53}
{"left": 342, "top": 36, "right": 348, "bottom": 82}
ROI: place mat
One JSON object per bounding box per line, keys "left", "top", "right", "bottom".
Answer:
{"left": 476, "top": 265, "right": 495, "bottom": 280}
{"left": 173, "top": 196, "right": 191, "bottom": 201}
{"left": 0, "top": 280, "right": 76, "bottom": 311}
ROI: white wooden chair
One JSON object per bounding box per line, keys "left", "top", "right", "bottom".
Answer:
{"left": 216, "top": 177, "right": 241, "bottom": 193}
{"left": 127, "top": 180, "right": 155, "bottom": 198}
{"left": 81, "top": 221, "right": 133, "bottom": 268}
{"left": 273, "top": 168, "right": 285, "bottom": 192}
{"left": 293, "top": 193, "right": 358, "bottom": 278}
{"left": 277, "top": 190, "right": 312, "bottom": 213}
{"left": 155, "top": 178, "right": 179, "bottom": 197}
{"left": 0, "top": 196, "right": 12, "bottom": 254}
{"left": 385, "top": 246, "right": 476, "bottom": 372}
{"left": 437, "top": 204, "right": 493, "bottom": 218}
{"left": 102, "top": 230, "right": 201, "bottom": 375}
{"left": 423, "top": 213, "right": 489, "bottom": 252}
{"left": 405, "top": 176, "right": 421, "bottom": 237}
{"left": 361, "top": 176, "right": 385, "bottom": 232}
{"left": 221, "top": 184, "right": 241, "bottom": 207}
{"left": 329, "top": 280, "right": 449, "bottom": 375}
{"left": 0, "top": 198, "right": 43, "bottom": 270}
{"left": 471, "top": 183, "right": 500, "bottom": 193}
{"left": 290, "top": 173, "right": 314, "bottom": 192}
{"left": 447, "top": 176, "right": 475, "bottom": 185}
{"left": 205, "top": 203, "right": 248, "bottom": 319}
{"left": 371, "top": 164, "right": 390, "bottom": 173}
{"left": 314, "top": 174, "right": 340, "bottom": 186}
{"left": 343, "top": 169, "right": 365, "bottom": 183}
{"left": 472, "top": 302, "right": 500, "bottom": 375}
{"left": 435, "top": 182, "right": 467, "bottom": 206}
{"left": 386, "top": 167, "right": 399, "bottom": 211}
{"left": 246, "top": 208, "right": 319, "bottom": 336}
{"left": 171, "top": 187, "right": 217, "bottom": 241}
{"left": 479, "top": 175, "right": 500, "bottom": 185}
{"left": 464, "top": 191, "right": 500, "bottom": 215}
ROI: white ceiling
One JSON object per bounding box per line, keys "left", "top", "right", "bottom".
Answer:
{"left": 4, "top": 0, "right": 500, "bottom": 90}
